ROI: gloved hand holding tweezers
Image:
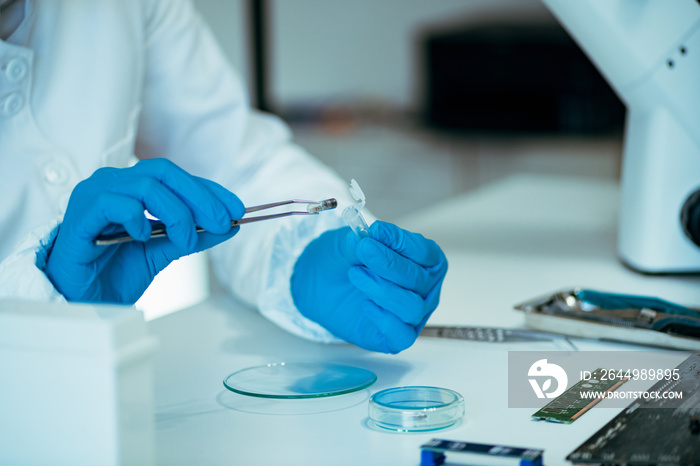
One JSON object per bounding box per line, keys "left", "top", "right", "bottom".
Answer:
{"left": 44, "top": 159, "right": 336, "bottom": 304}
{"left": 94, "top": 198, "right": 337, "bottom": 245}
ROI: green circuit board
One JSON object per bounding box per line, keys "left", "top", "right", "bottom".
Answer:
{"left": 567, "top": 353, "right": 700, "bottom": 464}
{"left": 532, "top": 368, "right": 628, "bottom": 424}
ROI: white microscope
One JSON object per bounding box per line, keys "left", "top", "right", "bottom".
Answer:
{"left": 541, "top": 0, "right": 700, "bottom": 273}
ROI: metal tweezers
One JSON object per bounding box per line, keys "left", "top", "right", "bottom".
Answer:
{"left": 420, "top": 326, "right": 579, "bottom": 351}
{"left": 94, "top": 198, "right": 337, "bottom": 246}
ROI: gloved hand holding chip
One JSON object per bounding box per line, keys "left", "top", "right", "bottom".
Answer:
{"left": 291, "top": 221, "right": 448, "bottom": 353}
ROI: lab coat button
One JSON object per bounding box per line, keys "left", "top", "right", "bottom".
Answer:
{"left": 5, "top": 57, "right": 29, "bottom": 83}
{"left": 43, "top": 162, "right": 70, "bottom": 186}
{"left": 2, "top": 92, "right": 23, "bottom": 117}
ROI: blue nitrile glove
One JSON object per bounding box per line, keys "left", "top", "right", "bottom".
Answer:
{"left": 45, "top": 159, "right": 244, "bottom": 304}
{"left": 291, "top": 221, "right": 448, "bottom": 354}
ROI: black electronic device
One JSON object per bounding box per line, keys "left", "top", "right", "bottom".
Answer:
{"left": 422, "top": 22, "right": 625, "bottom": 135}
{"left": 567, "top": 353, "right": 700, "bottom": 465}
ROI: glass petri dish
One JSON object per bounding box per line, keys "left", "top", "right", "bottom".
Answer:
{"left": 369, "top": 386, "right": 465, "bottom": 432}
{"left": 223, "top": 362, "right": 377, "bottom": 399}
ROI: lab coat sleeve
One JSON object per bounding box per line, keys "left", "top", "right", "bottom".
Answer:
{"left": 135, "top": 0, "right": 351, "bottom": 342}
{"left": 0, "top": 221, "right": 66, "bottom": 303}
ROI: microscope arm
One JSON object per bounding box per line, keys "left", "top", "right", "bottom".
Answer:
{"left": 540, "top": 0, "right": 700, "bottom": 273}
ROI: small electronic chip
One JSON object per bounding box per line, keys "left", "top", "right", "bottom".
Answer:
{"left": 532, "top": 368, "right": 628, "bottom": 424}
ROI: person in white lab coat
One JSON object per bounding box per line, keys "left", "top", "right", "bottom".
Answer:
{"left": 0, "top": 0, "right": 447, "bottom": 353}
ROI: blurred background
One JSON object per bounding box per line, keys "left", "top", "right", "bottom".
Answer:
{"left": 192, "top": 0, "right": 625, "bottom": 223}
{"left": 140, "top": 0, "right": 628, "bottom": 318}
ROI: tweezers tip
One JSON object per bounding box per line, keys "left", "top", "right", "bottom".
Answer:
{"left": 308, "top": 198, "right": 338, "bottom": 213}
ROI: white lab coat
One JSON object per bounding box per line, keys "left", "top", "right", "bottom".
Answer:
{"left": 0, "top": 0, "right": 348, "bottom": 342}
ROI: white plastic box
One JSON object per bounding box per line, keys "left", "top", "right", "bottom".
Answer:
{"left": 0, "top": 300, "right": 158, "bottom": 466}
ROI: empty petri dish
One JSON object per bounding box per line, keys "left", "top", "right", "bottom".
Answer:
{"left": 369, "top": 386, "right": 465, "bottom": 432}
{"left": 223, "top": 362, "right": 377, "bottom": 399}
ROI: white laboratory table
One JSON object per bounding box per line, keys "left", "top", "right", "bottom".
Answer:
{"left": 150, "top": 175, "right": 700, "bottom": 466}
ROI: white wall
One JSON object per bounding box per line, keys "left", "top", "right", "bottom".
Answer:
{"left": 270, "top": 0, "right": 550, "bottom": 111}
{"left": 193, "top": 0, "right": 251, "bottom": 90}
{"left": 193, "top": 0, "right": 551, "bottom": 112}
